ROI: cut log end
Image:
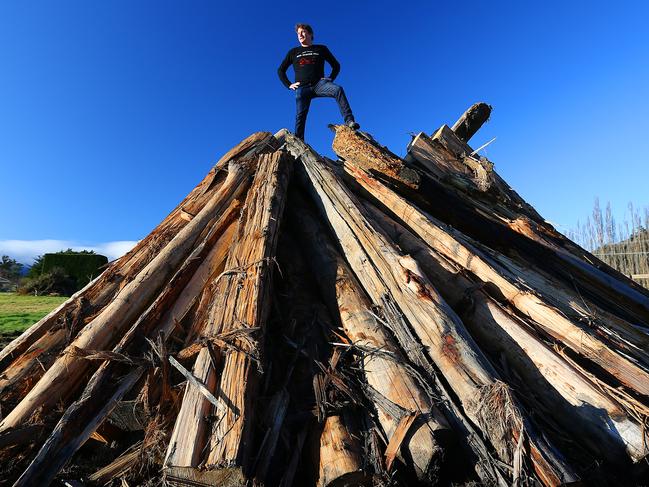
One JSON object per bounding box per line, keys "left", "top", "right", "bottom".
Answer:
{"left": 450, "top": 102, "right": 492, "bottom": 142}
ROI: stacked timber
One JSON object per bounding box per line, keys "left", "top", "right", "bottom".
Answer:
{"left": 0, "top": 104, "right": 648, "bottom": 487}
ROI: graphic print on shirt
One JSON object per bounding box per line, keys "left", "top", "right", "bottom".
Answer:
{"left": 296, "top": 50, "right": 320, "bottom": 66}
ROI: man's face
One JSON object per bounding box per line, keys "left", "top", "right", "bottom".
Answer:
{"left": 297, "top": 28, "right": 313, "bottom": 46}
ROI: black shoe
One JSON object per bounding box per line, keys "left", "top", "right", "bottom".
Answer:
{"left": 346, "top": 120, "right": 360, "bottom": 130}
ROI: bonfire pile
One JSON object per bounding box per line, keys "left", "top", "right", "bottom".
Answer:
{"left": 1, "top": 104, "right": 648, "bottom": 487}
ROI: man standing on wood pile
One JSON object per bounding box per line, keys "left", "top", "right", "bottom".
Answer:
{"left": 278, "top": 23, "right": 360, "bottom": 140}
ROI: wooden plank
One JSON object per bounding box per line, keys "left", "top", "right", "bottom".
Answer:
{"left": 166, "top": 149, "right": 292, "bottom": 473}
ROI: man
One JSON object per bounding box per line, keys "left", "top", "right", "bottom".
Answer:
{"left": 278, "top": 23, "right": 359, "bottom": 140}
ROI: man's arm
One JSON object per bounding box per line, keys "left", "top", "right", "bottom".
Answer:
{"left": 277, "top": 49, "right": 293, "bottom": 89}
{"left": 323, "top": 46, "right": 340, "bottom": 81}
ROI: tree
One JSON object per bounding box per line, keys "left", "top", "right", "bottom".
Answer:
{"left": 0, "top": 255, "right": 24, "bottom": 281}
{"left": 28, "top": 255, "right": 45, "bottom": 278}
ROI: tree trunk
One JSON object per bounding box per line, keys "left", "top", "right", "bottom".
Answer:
{"left": 450, "top": 102, "right": 492, "bottom": 142}
{"left": 0, "top": 156, "right": 257, "bottom": 434}
{"left": 165, "top": 149, "right": 292, "bottom": 475}
{"left": 285, "top": 131, "right": 578, "bottom": 485}
{"left": 367, "top": 202, "right": 649, "bottom": 465}
{"left": 407, "top": 128, "right": 649, "bottom": 331}
{"left": 317, "top": 414, "right": 366, "bottom": 487}
{"left": 343, "top": 161, "right": 649, "bottom": 398}
{"left": 289, "top": 193, "right": 450, "bottom": 480}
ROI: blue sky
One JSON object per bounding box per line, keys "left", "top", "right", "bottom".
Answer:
{"left": 1, "top": 1, "right": 647, "bottom": 263}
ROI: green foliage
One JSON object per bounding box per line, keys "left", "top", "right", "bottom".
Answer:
{"left": 0, "top": 256, "right": 24, "bottom": 291}
{"left": 28, "top": 255, "right": 45, "bottom": 278}
{"left": 22, "top": 249, "right": 108, "bottom": 296}
{"left": 0, "top": 255, "right": 23, "bottom": 281}
{"left": 42, "top": 252, "right": 107, "bottom": 288}
{"left": 19, "top": 267, "right": 77, "bottom": 296}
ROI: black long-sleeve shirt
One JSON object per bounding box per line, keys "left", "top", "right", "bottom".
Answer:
{"left": 277, "top": 44, "right": 340, "bottom": 89}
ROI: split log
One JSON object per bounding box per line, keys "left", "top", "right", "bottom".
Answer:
{"left": 87, "top": 441, "right": 143, "bottom": 485}
{"left": 164, "top": 467, "right": 247, "bottom": 487}
{"left": 366, "top": 202, "right": 649, "bottom": 466}
{"left": 284, "top": 132, "right": 578, "bottom": 485}
{"left": 330, "top": 125, "right": 420, "bottom": 188}
{"left": 9, "top": 204, "right": 240, "bottom": 487}
{"left": 408, "top": 127, "right": 649, "bottom": 329}
{"left": 289, "top": 193, "right": 451, "bottom": 480}
{"left": 0, "top": 131, "right": 274, "bottom": 406}
{"left": 432, "top": 124, "right": 542, "bottom": 221}
{"left": 343, "top": 161, "right": 649, "bottom": 397}
{"left": 318, "top": 414, "right": 365, "bottom": 487}
{"left": 450, "top": 102, "right": 492, "bottom": 142}
{"left": 0, "top": 155, "right": 257, "bottom": 434}
{"left": 165, "top": 149, "right": 292, "bottom": 475}
{"left": 266, "top": 226, "right": 371, "bottom": 487}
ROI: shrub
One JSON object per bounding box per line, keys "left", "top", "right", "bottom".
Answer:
{"left": 41, "top": 252, "right": 108, "bottom": 288}
{"left": 18, "top": 267, "right": 77, "bottom": 296}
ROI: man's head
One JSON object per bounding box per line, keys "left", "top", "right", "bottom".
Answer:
{"left": 295, "top": 23, "right": 314, "bottom": 47}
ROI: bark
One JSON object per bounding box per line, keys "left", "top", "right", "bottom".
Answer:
{"left": 0, "top": 132, "right": 274, "bottom": 405}
{"left": 285, "top": 132, "right": 578, "bottom": 485}
{"left": 165, "top": 149, "right": 292, "bottom": 474}
{"left": 367, "top": 202, "right": 649, "bottom": 466}
{"left": 289, "top": 193, "right": 450, "bottom": 480}
{"left": 0, "top": 155, "right": 257, "bottom": 434}
{"left": 330, "top": 125, "right": 420, "bottom": 188}
{"left": 9, "top": 205, "right": 240, "bottom": 487}
{"left": 450, "top": 102, "right": 492, "bottom": 142}
{"left": 343, "top": 161, "right": 649, "bottom": 397}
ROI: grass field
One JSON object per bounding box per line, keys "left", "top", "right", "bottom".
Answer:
{"left": 0, "top": 292, "right": 67, "bottom": 335}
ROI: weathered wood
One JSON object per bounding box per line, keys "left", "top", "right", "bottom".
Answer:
{"left": 0, "top": 158, "right": 255, "bottom": 434}
{"left": 344, "top": 161, "right": 649, "bottom": 398}
{"left": 165, "top": 466, "right": 247, "bottom": 487}
{"left": 13, "top": 367, "right": 144, "bottom": 487}
{"left": 450, "top": 102, "right": 492, "bottom": 142}
{"left": 433, "top": 124, "right": 542, "bottom": 220}
{"left": 9, "top": 206, "right": 240, "bottom": 487}
{"left": 166, "top": 149, "right": 292, "bottom": 474}
{"left": 289, "top": 193, "right": 450, "bottom": 480}
{"left": 168, "top": 356, "right": 225, "bottom": 413}
{"left": 87, "top": 441, "right": 143, "bottom": 485}
{"left": 330, "top": 124, "right": 420, "bottom": 188}
{"left": 0, "top": 131, "right": 274, "bottom": 406}
{"left": 285, "top": 132, "right": 578, "bottom": 485}
{"left": 407, "top": 128, "right": 649, "bottom": 333}
{"left": 318, "top": 414, "right": 366, "bottom": 487}
{"left": 367, "top": 202, "right": 649, "bottom": 466}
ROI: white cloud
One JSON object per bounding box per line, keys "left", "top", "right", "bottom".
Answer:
{"left": 0, "top": 240, "right": 138, "bottom": 265}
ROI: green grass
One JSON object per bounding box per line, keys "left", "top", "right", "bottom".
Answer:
{"left": 0, "top": 292, "right": 68, "bottom": 334}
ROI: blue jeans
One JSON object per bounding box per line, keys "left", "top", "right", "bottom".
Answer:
{"left": 295, "top": 79, "right": 354, "bottom": 140}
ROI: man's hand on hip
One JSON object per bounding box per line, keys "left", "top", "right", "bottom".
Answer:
{"left": 289, "top": 82, "right": 301, "bottom": 90}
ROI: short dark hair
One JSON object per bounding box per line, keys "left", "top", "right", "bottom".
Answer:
{"left": 295, "top": 23, "right": 314, "bottom": 37}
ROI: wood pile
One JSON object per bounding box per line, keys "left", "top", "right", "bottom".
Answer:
{"left": 1, "top": 106, "right": 648, "bottom": 486}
